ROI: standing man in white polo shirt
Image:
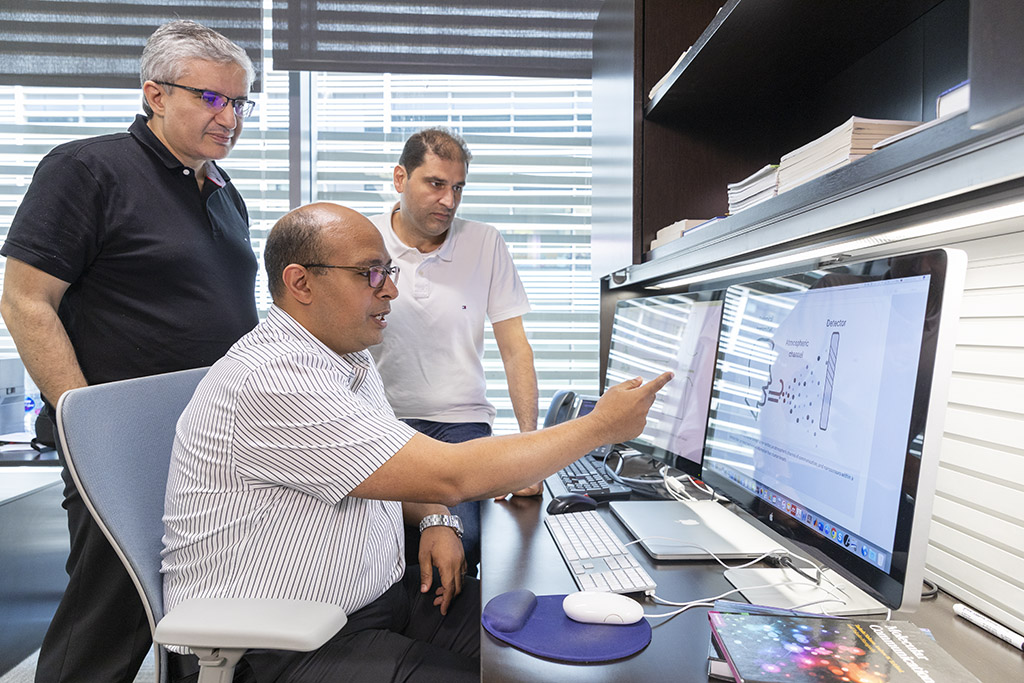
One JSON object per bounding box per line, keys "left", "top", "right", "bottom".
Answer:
{"left": 369, "top": 128, "right": 541, "bottom": 573}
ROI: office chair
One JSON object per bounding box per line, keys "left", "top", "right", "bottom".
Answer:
{"left": 56, "top": 367, "right": 347, "bottom": 683}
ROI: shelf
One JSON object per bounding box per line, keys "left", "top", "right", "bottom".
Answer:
{"left": 610, "top": 115, "right": 1024, "bottom": 288}
{"left": 646, "top": 0, "right": 947, "bottom": 123}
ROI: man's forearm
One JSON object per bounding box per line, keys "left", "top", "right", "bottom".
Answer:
{"left": 1, "top": 297, "right": 87, "bottom": 404}
{"left": 354, "top": 372, "right": 674, "bottom": 506}
{"left": 402, "top": 501, "right": 451, "bottom": 525}
{"left": 506, "top": 361, "right": 538, "bottom": 433}
{"left": 493, "top": 317, "right": 538, "bottom": 433}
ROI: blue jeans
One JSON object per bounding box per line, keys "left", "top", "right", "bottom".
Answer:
{"left": 402, "top": 419, "right": 491, "bottom": 577}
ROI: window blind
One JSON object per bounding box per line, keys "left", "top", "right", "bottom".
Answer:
{"left": 271, "top": 1, "right": 602, "bottom": 79}
{"left": 0, "top": 0, "right": 262, "bottom": 89}
{"left": 0, "top": 70, "right": 598, "bottom": 435}
{"left": 307, "top": 72, "right": 599, "bottom": 433}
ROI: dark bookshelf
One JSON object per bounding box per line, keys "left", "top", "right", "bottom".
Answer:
{"left": 645, "top": 0, "right": 949, "bottom": 123}
{"left": 592, "top": 0, "right": 978, "bottom": 276}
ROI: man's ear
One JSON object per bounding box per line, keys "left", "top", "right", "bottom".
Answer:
{"left": 142, "top": 80, "right": 166, "bottom": 117}
{"left": 393, "top": 164, "right": 408, "bottom": 193}
{"left": 281, "top": 263, "right": 314, "bottom": 305}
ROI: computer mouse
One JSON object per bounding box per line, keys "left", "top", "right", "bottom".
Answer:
{"left": 562, "top": 590, "right": 644, "bottom": 625}
{"left": 546, "top": 493, "right": 598, "bottom": 515}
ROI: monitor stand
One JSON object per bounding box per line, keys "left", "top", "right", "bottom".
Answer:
{"left": 724, "top": 566, "right": 889, "bottom": 616}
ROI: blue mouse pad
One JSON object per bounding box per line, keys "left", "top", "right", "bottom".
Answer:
{"left": 481, "top": 590, "right": 651, "bottom": 663}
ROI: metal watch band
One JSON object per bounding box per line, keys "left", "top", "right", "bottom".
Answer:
{"left": 418, "top": 513, "right": 463, "bottom": 538}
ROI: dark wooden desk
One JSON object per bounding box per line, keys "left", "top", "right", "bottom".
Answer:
{"left": 480, "top": 491, "right": 1024, "bottom": 682}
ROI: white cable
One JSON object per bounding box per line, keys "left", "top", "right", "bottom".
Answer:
{"left": 644, "top": 578, "right": 850, "bottom": 619}
{"left": 623, "top": 535, "right": 790, "bottom": 572}
{"left": 656, "top": 466, "right": 723, "bottom": 502}
{"left": 660, "top": 466, "right": 697, "bottom": 502}
{"left": 681, "top": 473, "right": 718, "bottom": 499}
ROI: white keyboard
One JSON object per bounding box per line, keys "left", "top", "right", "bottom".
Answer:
{"left": 544, "top": 509, "right": 657, "bottom": 595}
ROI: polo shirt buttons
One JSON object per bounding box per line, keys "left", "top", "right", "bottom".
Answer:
{"left": 183, "top": 169, "right": 190, "bottom": 175}
{"left": 413, "top": 260, "right": 432, "bottom": 299}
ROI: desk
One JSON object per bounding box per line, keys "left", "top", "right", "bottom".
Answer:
{"left": 480, "top": 491, "right": 1024, "bottom": 682}
{"left": 0, "top": 467, "right": 69, "bottom": 675}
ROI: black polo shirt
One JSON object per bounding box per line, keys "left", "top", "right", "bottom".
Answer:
{"left": 2, "top": 115, "right": 259, "bottom": 396}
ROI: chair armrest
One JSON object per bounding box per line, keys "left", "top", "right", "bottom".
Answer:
{"left": 155, "top": 598, "right": 348, "bottom": 652}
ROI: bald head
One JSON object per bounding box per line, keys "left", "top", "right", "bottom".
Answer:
{"left": 264, "top": 202, "right": 375, "bottom": 302}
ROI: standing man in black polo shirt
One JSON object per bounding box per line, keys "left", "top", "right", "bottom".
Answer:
{"left": 0, "top": 20, "right": 259, "bottom": 683}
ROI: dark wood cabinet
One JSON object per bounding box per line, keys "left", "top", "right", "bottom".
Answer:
{"left": 591, "top": 0, "right": 1024, "bottom": 285}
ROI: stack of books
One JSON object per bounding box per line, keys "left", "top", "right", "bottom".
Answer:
{"left": 649, "top": 218, "right": 712, "bottom": 251}
{"left": 776, "top": 116, "right": 920, "bottom": 194}
{"left": 707, "top": 601, "right": 981, "bottom": 682}
{"left": 727, "top": 164, "right": 779, "bottom": 214}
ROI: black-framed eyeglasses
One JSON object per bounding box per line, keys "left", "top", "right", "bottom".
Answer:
{"left": 302, "top": 263, "right": 400, "bottom": 289}
{"left": 155, "top": 81, "right": 256, "bottom": 118}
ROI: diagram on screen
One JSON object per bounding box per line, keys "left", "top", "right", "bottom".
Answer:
{"left": 819, "top": 331, "right": 840, "bottom": 431}
{"left": 744, "top": 329, "right": 843, "bottom": 441}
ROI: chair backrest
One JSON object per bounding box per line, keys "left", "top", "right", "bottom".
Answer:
{"left": 56, "top": 367, "right": 209, "bottom": 680}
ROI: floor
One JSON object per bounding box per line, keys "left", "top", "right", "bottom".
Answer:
{"left": 0, "top": 650, "right": 156, "bottom": 683}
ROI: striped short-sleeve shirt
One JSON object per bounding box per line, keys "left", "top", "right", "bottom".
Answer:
{"left": 161, "top": 305, "right": 417, "bottom": 617}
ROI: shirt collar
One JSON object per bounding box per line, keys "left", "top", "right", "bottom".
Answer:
{"left": 128, "top": 114, "right": 231, "bottom": 184}
{"left": 386, "top": 202, "right": 458, "bottom": 262}
{"left": 266, "top": 305, "right": 373, "bottom": 389}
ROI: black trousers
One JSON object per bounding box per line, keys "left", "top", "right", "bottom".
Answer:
{"left": 169, "top": 568, "right": 480, "bottom": 683}
{"left": 35, "top": 418, "right": 152, "bottom": 683}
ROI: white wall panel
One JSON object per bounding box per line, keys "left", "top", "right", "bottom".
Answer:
{"left": 926, "top": 230, "right": 1024, "bottom": 636}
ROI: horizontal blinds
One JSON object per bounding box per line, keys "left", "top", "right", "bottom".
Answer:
{"left": 271, "top": 1, "right": 601, "bottom": 79}
{"left": 925, "top": 229, "right": 1024, "bottom": 635}
{"left": 0, "top": 72, "right": 597, "bottom": 435}
{"left": 307, "top": 72, "right": 598, "bottom": 433}
{"left": 0, "top": 0, "right": 262, "bottom": 89}
{"left": 0, "top": 76, "right": 289, "bottom": 363}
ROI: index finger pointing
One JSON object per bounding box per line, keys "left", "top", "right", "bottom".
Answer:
{"left": 642, "top": 371, "right": 674, "bottom": 394}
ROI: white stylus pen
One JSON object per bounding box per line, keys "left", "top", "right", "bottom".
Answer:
{"left": 953, "top": 603, "right": 1024, "bottom": 651}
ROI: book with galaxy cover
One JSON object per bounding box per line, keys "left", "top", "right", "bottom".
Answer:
{"left": 706, "top": 600, "right": 828, "bottom": 680}
{"left": 708, "top": 612, "right": 980, "bottom": 682}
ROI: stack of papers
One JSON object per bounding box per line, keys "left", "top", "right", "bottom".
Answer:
{"left": 727, "top": 164, "right": 778, "bottom": 214}
{"left": 776, "top": 116, "right": 920, "bottom": 194}
{"left": 649, "top": 218, "right": 712, "bottom": 251}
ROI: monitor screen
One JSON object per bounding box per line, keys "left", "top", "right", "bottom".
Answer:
{"left": 700, "top": 248, "right": 966, "bottom": 612}
{"left": 604, "top": 292, "right": 724, "bottom": 476}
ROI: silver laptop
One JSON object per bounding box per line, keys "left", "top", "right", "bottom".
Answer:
{"left": 610, "top": 500, "right": 782, "bottom": 560}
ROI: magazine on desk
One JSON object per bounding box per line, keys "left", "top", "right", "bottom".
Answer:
{"left": 706, "top": 601, "right": 829, "bottom": 680}
{"left": 708, "top": 611, "right": 981, "bottom": 683}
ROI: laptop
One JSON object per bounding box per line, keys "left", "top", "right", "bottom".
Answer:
{"left": 610, "top": 500, "right": 782, "bottom": 560}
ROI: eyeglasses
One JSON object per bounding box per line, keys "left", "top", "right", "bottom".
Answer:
{"left": 302, "top": 263, "right": 400, "bottom": 289}
{"left": 155, "top": 81, "right": 256, "bottom": 118}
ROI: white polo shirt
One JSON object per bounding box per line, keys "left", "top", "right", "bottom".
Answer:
{"left": 369, "top": 211, "right": 530, "bottom": 425}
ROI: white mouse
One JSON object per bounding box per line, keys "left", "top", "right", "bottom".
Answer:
{"left": 562, "top": 590, "right": 644, "bottom": 625}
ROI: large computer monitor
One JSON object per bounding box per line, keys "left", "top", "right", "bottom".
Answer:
{"left": 604, "top": 291, "right": 724, "bottom": 476}
{"left": 700, "top": 248, "right": 966, "bottom": 613}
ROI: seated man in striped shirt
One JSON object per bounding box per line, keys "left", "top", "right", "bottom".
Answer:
{"left": 161, "top": 202, "right": 672, "bottom": 682}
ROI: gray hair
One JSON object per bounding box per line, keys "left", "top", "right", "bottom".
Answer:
{"left": 140, "top": 20, "right": 255, "bottom": 117}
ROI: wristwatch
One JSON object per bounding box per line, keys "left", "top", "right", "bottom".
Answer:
{"left": 418, "top": 513, "right": 464, "bottom": 538}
